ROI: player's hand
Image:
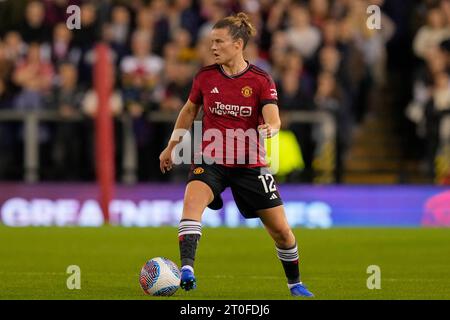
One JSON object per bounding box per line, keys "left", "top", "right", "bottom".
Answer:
{"left": 258, "top": 124, "right": 279, "bottom": 138}
{"left": 159, "top": 146, "right": 174, "bottom": 174}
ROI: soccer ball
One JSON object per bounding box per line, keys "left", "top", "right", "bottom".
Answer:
{"left": 139, "top": 257, "right": 181, "bottom": 296}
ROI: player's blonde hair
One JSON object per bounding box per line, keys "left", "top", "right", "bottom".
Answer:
{"left": 213, "top": 12, "right": 256, "bottom": 48}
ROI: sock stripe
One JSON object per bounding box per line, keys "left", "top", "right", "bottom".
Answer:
{"left": 178, "top": 221, "right": 202, "bottom": 236}
{"left": 278, "top": 255, "right": 299, "bottom": 262}
{"left": 276, "top": 245, "right": 298, "bottom": 254}
{"left": 278, "top": 255, "right": 298, "bottom": 261}
{"left": 180, "top": 220, "right": 202, "bottom": 227}
{"left": 178, "top": 230, "right": 202, "bottom": 236}
{"left": 178, "top": 226, "right": 202, "bottom": 231}
{"left": 276, "top": 245, "right": 299, "bottom": 262}
{"left": 278, "top": 252, "right": 298, "bottom": 258}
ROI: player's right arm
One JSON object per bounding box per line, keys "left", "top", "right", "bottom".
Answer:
{"left": 159, "top": 99, "right": 201, "bottom": 173}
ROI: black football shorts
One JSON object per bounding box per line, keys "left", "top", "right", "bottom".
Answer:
{"left": 187, "top": 163, "right": 283, "bottom": 219}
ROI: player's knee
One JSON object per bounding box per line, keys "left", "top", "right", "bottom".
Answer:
{"left": 273, "top": 228, "right": 295, "bottom": 248}
{"left": 182, "top": 199, "right": 205, "bottom": 219}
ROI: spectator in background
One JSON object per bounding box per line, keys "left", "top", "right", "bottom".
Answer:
{"left": 0, "top": 38, "right": 19, "bottom": 179}
{"left": 265, "top": 0, "right": 289, "bottom": 42}
{"left": 195, "top": 34, "right": 215, "bottom": 66}
{"left": 100, "top": 5, "right": 132, "bottom": 66}
{"left": 81, "top": 75, "right": 124, "bottom": 180}
{"left": 120, "top": 30, "right": 164, "bottom": 116}
{"left": 81, "top": 79, "right": 123, "bottom": 119}
{"left": 19, "top": 0, "right": 50, "bottom": 44}
{"left": 120, "top": 29, "right": 164, "bottom": 181}
{"left": 136, "top": 7, "right": 155, "bottom": 35}
{"left": 286, "top": 3, "right": 321, "bottom": 60}
{"left": 110, "top": 5, "right": 131, "bottom": 47}
{"left": 0, "top": 39, "right": 15, "bottom": 104}
{"left": 0, "top": 74, "right": 14, "bottom": 177}
{"left": 74, "top": 1, "right": 99, "bottom": 84}
{"left": 44, "top": 0, "right": 81, "bottom": 28}
{"left": 0, "top": 76, "right": 14, "bottom": 109}
{"left": 309, "top": 0, "right": 330, "bottom": 29}
{"left": 135, "top": 6, "right": 158, "bottom": 54}
{"left": 320, "top": 18, "right": 340, "bottom": 48}
{"left": 49, "top": 62, "right": 84, "bottom": 179}
{"left": 348, "top": 0, "right": 395, "bottom": 86}
{"left": 13, "top": 42, "right": 54, "bottom": 112}
{"left": 424, "top": 70, "right": 450, "bottom": 178}
{"left": 314, "top": 71, "right": 351, "bottom": 182}
{"left": 406, "top": 38, "right": 449, "bottom": 163}
{"left": 244, "top": 41, "right": 271, "bottom": 73}
{"left": 318, "top": 45, "right": 342, "bottom": 75}
{"left": 12, "top": 42, "right": 55, "bottom": 176}
{"left": 269, "top": 30, "right": 289, "bottom": 81}
{"left": 50, "top": 62, "right": 84, "bottom": 117}
{"left": 312, "top": 18, "right": 350, "bottom": 83}
{"left": 197, "top": 1, "right": 227, "bottom": 40}
{"left": 314, "top": 71, "right": 348, "bottom": 119}
{"left": 413, "top": 5, "right": 450, "bottom": 60}
{"left": 278, "top": 67, "right": 315, "bottom": 182}
{"left": 407, "top": 2, "right": 450, "bottom": 182}
{"left": 3, "top": 31, "right": 27, "bottom": 62}
{"left": 149, "top": 0, "right": 171, "bottom": 55}
{"left": 285, "top": 49, "right": 314, "bottom": 97}
{"left": 443, "top": 0, "right": 450, "bottom": 25}
{"left": 317, "top": 45, "right": 350, "bottom": 98}
{"left": 336, "top": 17, "right": 370, "bottom": 123}
{"left": 48, "top": 22, "right": 81, "bottom": 67}
{"left": 73, "top": 1, "right": 98, "bottom": 49}
{"left": 431, "top": 71, "right": 450, "bottom": 113}
{"left": 168, "top": 0, "right": 202, "bottom": 44}
{"left": 441, "top": 38, "right": 450, "bottom": 68}
{"left": 160, "top": 60, "right": 193, "bottom": 113}
{"left": 171, "top": 28, "right": 197, "bottom": 62}
{"left": 159, "top": 60, "right": 195, "bottom": 182}
{"left": 164, "top": 41, "right": 184, "bottom": 65}
{"left": 278, "top": 64, "right": 312, "bottom": 111}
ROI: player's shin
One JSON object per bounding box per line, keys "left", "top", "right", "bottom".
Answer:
{"left": 276, "top": 243, "right": 300, "bottom": 285}
{"left": 178, "top": 219, "right": 202, "bottom": 269}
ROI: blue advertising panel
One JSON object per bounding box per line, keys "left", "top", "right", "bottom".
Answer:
{"left": 0, "top": 183, "right": 448, "bottom": 227}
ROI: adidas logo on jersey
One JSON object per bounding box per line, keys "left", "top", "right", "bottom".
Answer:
{"left": 210, "top": 87, "right": 219, "bottom": 93}
{"left": 270, "top": 193, "right": 278, "bottom": 200}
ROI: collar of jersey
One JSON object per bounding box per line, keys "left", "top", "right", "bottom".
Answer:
{"left": 218, "top": 61, "right": 251, "bottom": 79}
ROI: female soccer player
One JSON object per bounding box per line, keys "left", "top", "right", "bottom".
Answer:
{"left": 159, "top": 12, "right": 313, "bottom": 297}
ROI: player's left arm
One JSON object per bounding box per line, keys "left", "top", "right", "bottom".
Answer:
{"left": 259, "top": 74, "right": 280, "bottom": 138}
{"left": 259, "top": 103, "right": 281, "bottom": 138}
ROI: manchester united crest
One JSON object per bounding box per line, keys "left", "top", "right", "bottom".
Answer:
{"left": 193, "top": 167, "right": 204, "bottom": 175}
{"left": 241, "top": 86, "right": 253, "bottom": 98}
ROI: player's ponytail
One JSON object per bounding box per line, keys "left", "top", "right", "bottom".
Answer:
{"left": 213, "top": 12, "right": 256, "bottom": 48}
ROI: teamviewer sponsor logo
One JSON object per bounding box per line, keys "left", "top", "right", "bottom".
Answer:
{"left": 240, "top": 106, "right": 252, "bottom": 117}
{"left": 210, "top": 102, "right": 252, "bottom": 117}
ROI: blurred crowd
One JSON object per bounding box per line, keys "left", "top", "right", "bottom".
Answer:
{"left": 406, "top": 0, "right": 450, "bottom": 178}
{"left": 0, "top": 0, "right": 447, "bottom": 182}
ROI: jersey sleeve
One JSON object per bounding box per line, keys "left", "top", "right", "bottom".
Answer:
{"left": 188, "top": 74, "right": 203, "bottom": 105}
{"left": 260, "top": 75, "right": 278, "bottom": 106}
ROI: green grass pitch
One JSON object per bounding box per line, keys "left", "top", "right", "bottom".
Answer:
{"left": 0, "top": 226, "right": 449, "bottom": 300}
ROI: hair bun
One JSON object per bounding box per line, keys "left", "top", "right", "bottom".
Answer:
{"left": 235, "top": 12, "right": 256, "bottom": 36}
{"left": 212, "top": 11, "right": 256, "bottom": 47}
{"left": 237, "top": 12, "right": 249, "bottom": 23}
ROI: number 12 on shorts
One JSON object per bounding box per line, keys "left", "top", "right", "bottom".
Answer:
{"left": 258, "top": 174, "right": 277, "bottom": 193}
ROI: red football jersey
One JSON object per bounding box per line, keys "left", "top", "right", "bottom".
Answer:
{"left": 188, "top": 62, "right": 278, "bottom": 167}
